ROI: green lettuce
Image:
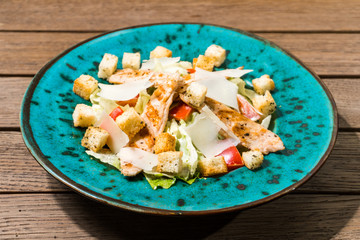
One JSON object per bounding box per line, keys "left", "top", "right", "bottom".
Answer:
{"left": 90, "top": 88, "right": 118, "bottom": 114}
{"left": 134, "top": 90, "right": 151, "bottom": 114}
{"left": 166, "top": 116, "right": 201, "bottom": 180}
{"left": 86, "top": 150, "right": 120, "bottom": 170}
{"left": 229, "top": 77, "right": 259, "bottom": 102}
{"left": 144, "top": 173, "right": 176, "bottom": 190}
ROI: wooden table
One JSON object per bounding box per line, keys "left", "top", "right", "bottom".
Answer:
{"left": 1, "top": 0, "right": 360, "bottom": 239}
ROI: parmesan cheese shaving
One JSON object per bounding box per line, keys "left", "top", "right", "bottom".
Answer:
{"left": 141, "top": 57, "right": 181, "bottom": 70}
{"left": 184, "top": 112, "right": 235, "bottom": 158}
{"left": 117, "top": 147, "right": 158, "bottom": 171}
{"left": 194, "top": 67, "right": 239, "bottom": 110}
{"left": 98, "top": 75, "right": 153, "bottom": 101}
{"left": 99, "top": 115, "right": 129, "bottom": 154}
{"left": 201, "top": 106, "right": 240, "bottom": 146}
{"left": 215, "top": 68, "right": 253, "bottom": 78}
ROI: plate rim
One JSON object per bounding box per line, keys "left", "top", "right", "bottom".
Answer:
{"left": 20, "top": 22, "right": 339, "bottom": 216}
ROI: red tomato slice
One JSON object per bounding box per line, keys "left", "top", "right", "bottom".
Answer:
{"left": 237, "top": 94, "right": 261, "bottom": 121}
{"left": 116, "top": 94, "right": 139, "bottom": 107}
{"left": 169, "top": 102, "right": 193, "bottom": 121}
{"left": 187, "top": 68, "right": 196, "bottom": 74}
{"left": 109, "top": 106, "right": 124, "bottom": 121}
{"left": 216, "top": 146, "right": 244, "bottom": 171}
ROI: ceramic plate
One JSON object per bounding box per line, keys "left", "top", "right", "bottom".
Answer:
{"left": 21, "top": 23, "right": 338, "bottom": 215}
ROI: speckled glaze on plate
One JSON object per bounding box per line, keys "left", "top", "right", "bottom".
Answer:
{"left": 20, "top": 23, "right": 338, "bottom": 215}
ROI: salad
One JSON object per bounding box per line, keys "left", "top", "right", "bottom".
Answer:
{"left": 72, "top": 45, "right": 285, "bottom": 189}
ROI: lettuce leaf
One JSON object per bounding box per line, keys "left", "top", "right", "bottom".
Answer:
{"left": 86, "top": 150, "right": 120, "bottom": 170}
{"left": 178, "top": 171, "right": 200, "bottom": 185}
{"left": 90, "top": 88, "right": 118, "bottom": 114}
{"left": 134, "top": 89, "right": 151, "bottom": 114}
{"left": 166, "top": 117, "right": 201, "bottom": 180}
{"left": 229, "top": 77, "right": 259, "bottom": 102}
{"left": 144, "top": 173, "right": 176, "bottom": 190}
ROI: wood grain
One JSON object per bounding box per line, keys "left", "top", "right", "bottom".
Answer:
{"left": 0, "top": 193, "right": 359, "bottom": 239}
{"left": 2, "top": 77, "right": 358, "bottom": 128}
{"left": 1, "top": 131, "right": 359, "bottom": 193}
{"left": 1, "top": 0, "right": 360, "bottom": 32}
{"left": 1, "top": 32, "right": 360, "bottom": 76}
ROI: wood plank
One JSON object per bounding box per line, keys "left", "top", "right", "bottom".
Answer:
{"left": 1, "top": 32, "right": 360, "bottom": 76}
{"left": 321, "top": 78, "right": 360, "bottom": 129}
{"left": 0, "top": 132, "right": 68, "bottom": 192}
{"left": 0, "top": 77, "right": 29, "bottom": 128}
{"left": 258, "top": 33, "right": 360, "bottom": 76}
{"left": 1, "top": 132, "right": 359, "bottom": 193}
{"left": 0, "top": 193, "right": 359, "bottom": 239}
{"left": 2, "top": 77, "right": 358, "bottom": 128}
{"left": 0, "top": 0, "right": 360, "bottom": 31}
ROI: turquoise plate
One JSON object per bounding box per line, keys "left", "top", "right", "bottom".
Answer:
{"left": 20, "top": 23, "right": 338, "bottom": 215}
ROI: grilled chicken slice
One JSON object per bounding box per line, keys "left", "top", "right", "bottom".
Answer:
{"left": 141, "top": 77, "right": 178, "bottom": 137}
{"left": 128, "top": 128, "right": 155, "bottom": 152}
{"left": 205, "top": 97, "right": 285, "bottom": 154}
{"left": 109, "top": 69, "right": 150, "bottom": 84}
{"left": 109, "top": 68, "right": 183, "bottom": 87}
{"left": 120, "top": 161, "right": 142, "bottom": 177}
{"left": 120, "top": 129, "right": 155, "bottom": 176}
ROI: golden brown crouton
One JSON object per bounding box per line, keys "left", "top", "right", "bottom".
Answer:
{"left": 122, "top": 52, "right": 141, "bottom": 70}
{"left": 156, "top": 151, "right": 183, "bottom": 174}
{"left": 98, "top": 53, "right": 118, "bottom": 79}
{"left": 242, "top": 150, "right": 264, "bottom": 170}
{"left": 115, "top": 108, "right": 145, "bottom": 139}
{"left": 150, "top": 46, "right": 172, "bottom": 59}
{"left": 252, "top": 75, "right": 275, "bottom": 95}
{"left": 72, "top": 104, "right": 96, "bottom": 127}
{"left": 198, "top": 156, "right": 228, "bottom": 177}
{"left": 194, "top": 55, "right": 215, "bottom": 71}
{"left": 73, "top": 74, "right": 98, "bottom": 100}
{"left": 154, "top": 132, "right": 176, "bottom": 154}
{"left": 205, "top": 44, "right": 226, "bottom": 67}
{"left": 81, "top": 127, "right": 109, "bottom": 152}
{"left": 252, "top": 90, "right": 277, "bottom": 116}
{"left": 180, "top": 82, "right": 207, "bottom": 108}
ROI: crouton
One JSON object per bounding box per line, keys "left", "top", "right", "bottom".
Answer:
{"left": 242, "top": 150, "right": 264, "bottom": 170}
{"left": 122, "top": 52, "right": 141, "bottom": 70}
{"left": 81, "top": 127, "right": 109, "bottom": 152}
{"left": 154, "top": 132, "right": 176, "bottom": 154}
{"left": 198, "top": 156, "right": 228, "bottom": 177}
{"left": 72, "top": 104, "right": 96, "bottom": 127}
{"left": 193, "top": 55, "right": 215, "bottom": 71}
{"left": 180, "top": 82, "right": 207, "bottom": 108}
{"left": 150, "top": 46, "right": 172, "bottom": 59}
{"left": 252, "top": 75, "right": 275, "bottom": 95}
{"left": 156, "top": 151, "right": 183, "bottom": 174}
{"left": 252, "top": 90, "right": 277, "bottom": 116}
{"left": 115, "top": 108, "right": 145, "bottom": 139}
{"left": 205, "top": 44, "right": 226, "bottom": 67}
{"left": 98, "top": 53, "right": 118, "bottom": 79}
{"left": 73, "top": 74, "right": 98, "bottom": 100}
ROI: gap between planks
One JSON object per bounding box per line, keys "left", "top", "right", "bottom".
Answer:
{"left": 2, "top": 29, "right": 360, "bottom": 34}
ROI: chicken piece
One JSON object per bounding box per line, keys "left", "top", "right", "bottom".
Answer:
{"left": 141, "top": 77, "right": 179, "bottom": 137}
{"left": 108, "top": 68, "right": 182, "bottom": 87}
{"left": 205, "top": 97, "right": 284, "bottom": 154}
{"left": 128, "top": 128, "right": 155, "bottom": 152}
{"left": 108, "top": 68, "right": 150, "bottom": 84}
{"left": 120, "top": 128, "right": 155, "bottom": 176}
{"left": 120, "top": 161, "right": 142, "bottom": 177}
